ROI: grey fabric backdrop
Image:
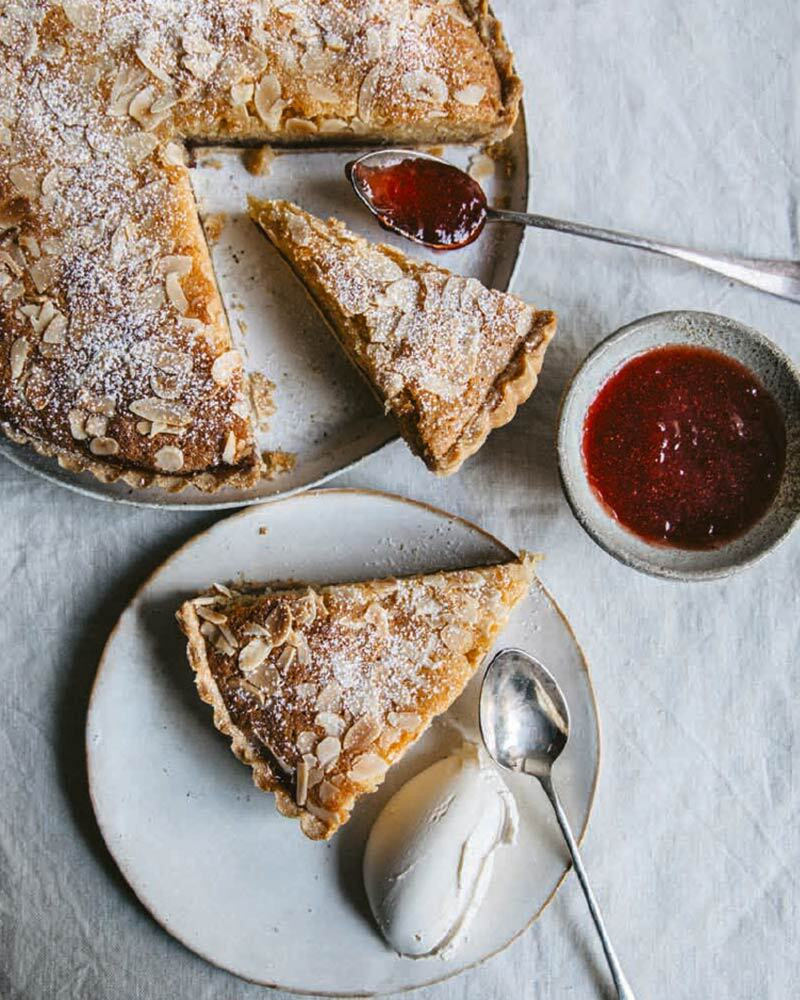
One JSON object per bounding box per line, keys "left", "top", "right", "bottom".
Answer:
{"left": 2, "top": 1, "right": 798, "bottom": 997}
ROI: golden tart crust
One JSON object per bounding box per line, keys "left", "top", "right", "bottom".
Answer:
{"left": 0, "top": 1, "right": 521, "bottom": 491}
{"left": 176, "top": 554, "right": 535, "bottom": 839}
{"left": 250, "top": 199, "right": 557, "bottom": 474}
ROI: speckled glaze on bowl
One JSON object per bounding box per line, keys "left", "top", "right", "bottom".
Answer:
{"left": 557, "top": 311, "right": 800, "bottom": 581}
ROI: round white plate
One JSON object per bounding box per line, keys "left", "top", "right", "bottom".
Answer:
{"left": 1, "top": 118, "right": 529, "bottom": 510}
{"left": 87, "top": 489, "right": 599, "bottom": 995}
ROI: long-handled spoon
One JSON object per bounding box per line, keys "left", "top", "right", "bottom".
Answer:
{"left": 347, "top": 149, "right": 800, "bottom": 304}
{"left": 479, "top": 647, "right": 636, "bottom": 1000}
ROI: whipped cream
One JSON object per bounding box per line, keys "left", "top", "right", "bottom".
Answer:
{"left": 363, "top": 742, "right": 517, "bottom": 958}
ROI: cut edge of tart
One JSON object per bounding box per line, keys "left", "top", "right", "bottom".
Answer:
{"left": 249, "top": 199, "right": 557, "bottom": 475}
{"left": 176, "top": 552, "right": 536, "bottom": 840}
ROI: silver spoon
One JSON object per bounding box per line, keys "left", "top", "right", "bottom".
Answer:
{"left": 348, "top": 149, "right": 800, "bottom": 304}
{"left": 479, "top": 647, "right": 636, "bottom": 1000}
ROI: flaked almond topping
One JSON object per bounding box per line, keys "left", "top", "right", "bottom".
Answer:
{"left": 241, "top": 678, "right": 265, "bottom": 704}
{"left": 315, "top": 736, "right": 341, "bottom": 770}
{"left": 307, "top": 766, "right": 323, "bottom": 789}
{"left": 315, "top": 680, "right": 342, "bottom": 713}
{"left": 292, "top": 591, "right": 317, "bottom": 629}
{"left": 315, "top": 711, "right": 346, "bottom": 737}
{"left": 29, "top": 258, "right": 57, "bottom": 294}
{"left": 135, "top": 47, "right": 173, "bottom": 85}
{"left": 154, "top": 445, "right": 184, "bottom": 473}
{"left": 192, "top": 595, "right": 222, "bottom": 607}
{"left": 291, "top": 630, "right": 310, "bottom": 667}
{"left": 343, "top": 715, "right": 382, "bottom": 751}
{"left": 441, "top": 623, "right": 474, "bottom": 654}
{"left": 9, "top": 337, "right": 28, "bottom": 380}
{"left": 363, "top": 602, "right": 389, "bottom": 636}
{"left": 128, "top": 85, "right": 157, "bottom": 125}
{"left": 285, "top": 117, "right": 318, "bottom": 136}
{"left": 401, "top": 70, "right": 448, "bottom": 106}
{"left": 348, "top": 752, "right": 387, "bottom": 785}
{"left": 9, "top": 166, "right": 39, "bottom": 199}
{"left": 159, "top": 255, "right": 193, "bottom": 277}
{"left": 42, "top": 313, "right": 67, "bottom": 344}
{"left": 84, "top": 414, "right": 108, "bottom": 437}
{"left": 68, "top": 408, "right": 88, "bottom": 440}
{"left": 254, "top": 73, "right": 281, "bottom": 122}
{"left": 62, "top": 2, "right": 100, "bottom": 33}
{"left": 295, "top": 759, "right": 309, "bottom": 806}
{"left": 196, "top": 605, "right": 228, "bottom": 626}
{"left": 242, "top": 622, "right": 270, "bottom": 638}
{"left": 20, "top": 235, "right": 40, "bottom": 259}
{"left": 387, "top": 711, "right": 421, "bottom": 732}
{"left": 454, "top": 84, "right": 486, "bottom": 106}
{"left": 305, "top": 801, "right": 337, "bottom": 824}
{"left": 247, "top": 663, "right": 280, "bottom": 695}
{"left": 317, "top": 780, "right": 338, "bottom": 809}
{"left": 124, "top": 132, "right": 158, "bottom": 164}
{"left": 162, "top": 142, "right": 186, "bottom": 167}
{"left": 150, "top": 372, "right": 182, "bottom": 400}
{"left": 378, "top": 727, "right": 399, "bottom": 751}
{"left": 265, "top": 603, "right": 293, "bottom": 644}
{"left": 211, "top": 349, "right": 242, "bottom": 387}
{"left": 307, "top": 81, "right": 340, "bottom": 105}
{"left": 318, "top": 117, "right": 349, "bottom": 134}
{"left": 89, "top": 437, "right": 120, "bottom": 457}
{"left": 357, "top": 65, "right": 381, "bottom": 122}
{"left": 213, "top": 582, "right": 234, "bottom": 598}
{"left": 218, "top": 622, "right": 238, "bottom": 650}
{"left": 276, "top": 645, "right": 296, "bottom": 670}
{"left": 199, "top": 621, "right": 218, "bottom": 641}
{"left": 130, "top": 397, "right": 191, "bottom": 426}
{"left": 296, "top": 731, "right": 317, "bottom": 754}
{"left": 0, "top": 251, "right": 23, "bottom": 276}
{"left": 239, "top": 637, "right": 271, "bottom": 673}
{"left": 222, "top": 430, "right": 237, "bottom": 465}
{"left": 231, "top": 82, "right": 254, "bottom": 106}
{"left": 165, "top": 271, "right": 188, "bottom": 313}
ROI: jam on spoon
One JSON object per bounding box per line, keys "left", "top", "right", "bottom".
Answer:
{"left": 582, "top": 344, "right": 786, "bottom": 550}
{"left": 347, "top": 153, "right": 487, "bottom": 249}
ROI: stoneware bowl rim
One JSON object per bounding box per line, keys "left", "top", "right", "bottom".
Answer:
{"left": 557, "top": 309, "right": 800, "bottom": 581}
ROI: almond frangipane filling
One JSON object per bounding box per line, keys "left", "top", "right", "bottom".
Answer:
{"left": 176, "top": 554, "right": 536, "bottom": 840}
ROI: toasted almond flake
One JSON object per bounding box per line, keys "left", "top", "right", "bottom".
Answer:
{"left": 130, "top": 397, "right": 191, "bottom": 426}
{"left": 3, "top": 282, "right": 24, "bottom": 302}
{"left": 42, "top": 313, "right": 67, "bottom": 344}
{"left": 62, "top": 2, "right": 100, "bottom": 33}
{"left": 315, "top": 736, "right": 341, "bottom": 770}
{"left": 84, "top": 414, "right": 108, "bottom": 437}
{"left": 387, "top": 711, "right": 422, "bottom": 732}
{"left": 296, "top": 731, "right": 317, "bottom": 755}
{"left": 154, "top": 444, "right": 184, "bottom": 472}
{"left": 20, "top": 236, "right": 40, "bottom": 259}
{"left": 211, "top": 349, "right": 242, "bottom": 386}
{"left": 29, "top": 258, "right": 57, "bottom": 293}
{"left": 295, "top": 759, "right": 309, "bottom": 806}
{"left": 441, "top": 623, "right": 474, "bottom": 654}
{"left": 276, "top": 645, "right": 296, "bottom": 670}
{"left": 242, "top": 622, "right": 270, "bottom": 638}
{"left": 124, "top": 132, "right": 158, "bottom": 164}
{"left": 315, "top": 711, "right": 346, "bottom": 737}
{"left": 196, "top": 605, "right": 228, "bottom": 626}
{"left": 89, "top": 437, "right": 120, "bottom": 457}
{"left": 159, "top": 255, "right": 193, "bottom": 277}
{"left": 165, "top": 271, "right": 188, "bottom": 313}
{"left": 220, "top": 430, "right": 236, "bottom": 465}
{"left": 199, "top": 621, "right": 218, "bottom": 641}
{"left": 293, "top": 591, "right": 317, "bottom": 628}
{"left": 307, "top": 81, "right": 339, "bottom": 105}
{"left": 128, "top": 84, "right": 157, "bottom": 125}
{"left": 317, "top": 780, "right": 338, "bottom": 808}
{"left": 9, "top": 166, "right": 39, "bottom": 200}
{"left": 67, "top": 408, "right": 88, "bottom": 440}
{"left": 247, "top": 663, "right": 280, "bottom": 695}
{"left": 401, "top": 70, "right": 448, "bottom": 105}
{"left": 364, "top": 25, "right": 382, "bottom": 60}
{"left": 241, "top": 679, "right": 265, "bottom": 704}
{"left": 378, "top": 727, "right": 400, "bottom": 751}
{"left": 305, "top": 801, "right": 337, "bottom": 824}
{"left": 192, "top": 595, "right": 221, "bottom": 607}
{"left": 357, "top": 65, "right": 381, "bottom": 122}
{"left": 231, "top": 82, "right": 254, "bottom": 106}
{"left": 218, "top": 622, "right": 238, "bottom": 649}
{"left": 348, "top": 752, "right": 387, "bottom": 785}
{"left": 318, "top": 117, "right": 349, "bottom": 134}
{"left": 135, "top": 47, "right": 173, "bottom": 84}
{"left": 363, "top": 601, "right": 389, "bottom": 636}
{"left": 315, "top": 681, "right": 342, "bottom": 713}
{"left": 0, "top": 251, "right": 22, "bottom": 277}
{"left": 343, "top": 715, "right": 382, "bottom": 752}
{"left": 285, "top": 117, "right": 318, "bottom": 136}
{"left": 239, "top": 637, "right": 271, "bottom": 672}
{"left": 162, "top": 142, "right": 186, "bottom": 167}
{"left": 265, "top": 604, "right": 293, "bottom": 644}
{"left": 254, "top": 73, "right": 281, "bottom": 121}
{"left": 454, "top": 84, "right": 486, "bottom": 106}
{"left": 9, "top": 337, "right": 28, "bottom": 380}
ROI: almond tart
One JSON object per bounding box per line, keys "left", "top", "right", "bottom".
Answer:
{"left": 0, "top": 1, "right": 521, "bottom": 492}
{"left": 250, "top": 199, "right": 557, "bottom": 474}
{"left": 176, "top": 553, "right": 535, "bottom": 839}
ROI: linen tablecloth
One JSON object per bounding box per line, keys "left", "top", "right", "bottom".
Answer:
{"left": 2, "top": 2, "right": 798, "bottom": 997}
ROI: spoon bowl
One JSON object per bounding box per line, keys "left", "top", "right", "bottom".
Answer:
{"left": 479, "top": 647, "right": 569, "bottom": 778}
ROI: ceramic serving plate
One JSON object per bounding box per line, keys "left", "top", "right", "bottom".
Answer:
{"left": 0, "top": 116, "right": 529, "bottom": 510}
{"left": 87, "top": 489, "right": 599, "bottom": 995}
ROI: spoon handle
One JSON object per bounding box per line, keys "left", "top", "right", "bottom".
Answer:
{"left": 539, "top": 775, "right": 637, "bottom": 1000}
{"left": 487, "top": 207, "right": 800, "bottom": 304}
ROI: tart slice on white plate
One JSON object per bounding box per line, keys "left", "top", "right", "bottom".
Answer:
{"left": 250, "top": 199, "right": 557, "bottom": 474}
{"left": 176, "top": 553, "right": 536, "bottom": 840}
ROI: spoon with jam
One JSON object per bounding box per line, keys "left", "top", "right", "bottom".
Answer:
{"left": 346, "top": 149, "right": 800, "bottom": 304}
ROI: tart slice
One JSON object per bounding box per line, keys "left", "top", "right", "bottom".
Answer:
{"left": 249, "top": 199, "right": 557, "bottom": 475}
{"left": 176, "top": 554, "right": 536, "bottom": 840}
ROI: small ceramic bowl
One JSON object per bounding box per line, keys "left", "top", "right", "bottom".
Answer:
{"left": 557, "top": 310, "right": 800, "bottom": 580}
